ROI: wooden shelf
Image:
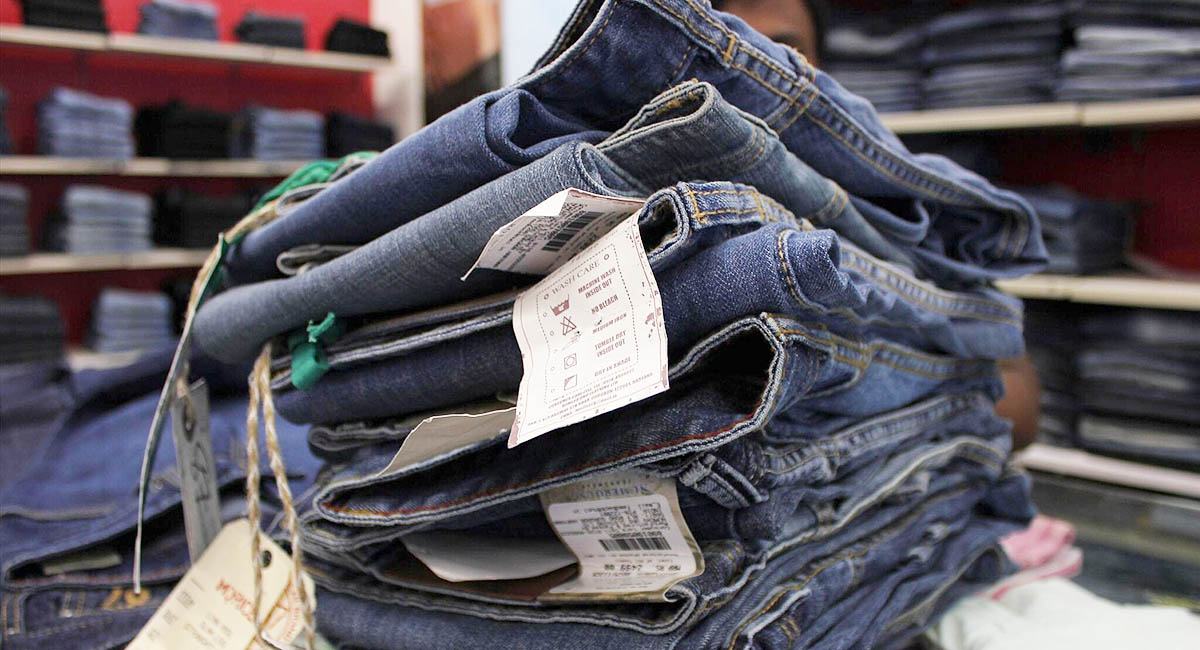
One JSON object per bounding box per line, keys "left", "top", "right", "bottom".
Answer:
{"left": 1017, "top": 443, "right": 1200, "bottom": 500}
{"left": 0, "top": 249, "right": 208, "bottom": 275}
{"left": 997, "top": 273, "right": 1200, "bottom": 311}
{"left": 0, "top": 24, "right": 390, "bottom": 72}
{"left": 0, "top": 156, "right": 306, "bottom": 177}
{"left": 881, "top": 97, "right": 1200, "bottom": 134}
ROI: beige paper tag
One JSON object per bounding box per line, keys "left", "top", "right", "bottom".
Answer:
{"left": 128, "top": 519, "right": 315, "bottom": 650}
{"left": 509, "top": 214, "right": 669, "bottom": 447}
{"left": 538, "top": 471, "right": 704, "bottom": 603}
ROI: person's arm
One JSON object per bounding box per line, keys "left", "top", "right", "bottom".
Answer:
{"left": 997, "top": 354, "right": 1041, "bottom": 451}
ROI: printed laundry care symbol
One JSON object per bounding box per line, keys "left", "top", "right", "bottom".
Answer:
{"left": 509, "top": 213, "right": 669, "bottom": 447}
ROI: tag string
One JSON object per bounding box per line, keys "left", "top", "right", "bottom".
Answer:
{"left": 247, "top": 344, "right": 315, "bottom": 649}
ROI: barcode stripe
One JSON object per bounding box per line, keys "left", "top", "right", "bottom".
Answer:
{"left": 541, "top": 211, "right": 604, "bottom": 252}
{"left": 599, "top": 535, "right": 671, "bottom": 551}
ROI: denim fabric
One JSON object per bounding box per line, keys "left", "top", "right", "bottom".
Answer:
{"left": 203, "top": 77, "right": 1007, "bottom": 363}
{"left": 230, "top": 107, "right": 324, "bottom": 161}
{"left": 137, "top": 0, "right": 219, "bottom": 40}
{"left": 0, "top": 293, "right": 65, "bottom": 365}
{"left": 42, "top": 185, "right": 154, "bottom": 254}
{"left": 0, "top": 182, "right": 29, "bottom": 256}
{"left": 1015, "top": 185, "right": 1133, "bottom": 275}
{"left": 221, "top": 0, "right": 1041, "bottom": 286}
{"left": 37, "top": 88, "right": 134, "bottom": 159}
{"left": 0, "top": 361, "right": 73, "bottom": 496}
{"left": 1075, "top": 413, "right": 1200, "bottom": 469}
{"left": 1077, "top": 348, "right": 1200, "bottom": 425}
{"left": 304, "top": 469, "right": 1028, "bottom": 649}
{"left": 269, "top": 220, "right": 1023, "bottom": 425}
{"left": 297, "top": 311, "right": 1010, "bottom": 533}
{"left": 235, "top": 11, "right": 305, "bottom": 49}
{"left": 0, "top": 349, "right": 321, "bottom": 649}
{"left": 88, "top": 289, "right": 177, "bottom": 354}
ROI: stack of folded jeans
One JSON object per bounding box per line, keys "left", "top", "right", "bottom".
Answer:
{"left": 324, "top": 18, "right": 390, "bottom": 57}
{"left": 0, "top": 293, "right": 65, "bottom": 364}
{"left": 154, "top": 186, "right": 253, "bottom": 249}
{"left": 921, "top": 1, "right": 1065, "bottom": 110}
{"left": 231, "top": 106, "right": 325, "bottom": 161}
{"left": 0, "top": 346, "right": 324, "bottom": 650}
{"left": 136, "top": 101, "right": 233, "bottom": 159}
{"left": 1011, "top": 185, "right": 1136, "bottom": 274}
{"left": 37, "top": 87, "right": 135, "bottom": 159}
{"left": 18, "top": 0, "right": 107, "bottom": 32}
{"left": 1025, "top": 303, "right": 1200, "bottom": 469}
{"left": 1058, "top": 1, "right": 1200, "bottom": 102}
{"left": 136, "top": 0, "right": 219, "bottom": 40}
{"left": 0, "top": 359, "right": 73, "bottom": 494}
{"left": 40, "top": 185, "right": 153, "bottom": 253}
{"left": 182, "top": 2, "right": 1048, "bottom": 648}
{"left": 235, "top": 10, "right": 306, "bottom": 49}
{"left": 87, "top": 288, "right": 177, "bottom": 353}
{"left": 0, "top": 85, "right": 13, "bottom": 155}
{"left": 822, "top": 5, "right": 927, "bottom": 113}
{"left": 325, "top": 112, "right": 395, "bottom": 157}
{"left": 0, "top": 182, "right": 30, "bottom": 256}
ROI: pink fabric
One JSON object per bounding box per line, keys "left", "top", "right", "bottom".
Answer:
{"left": 987, "top": 545, "right": 1084, "bottom": 600}
{"left": 1001, "top": 515, "right": 1076, "bottom": 570}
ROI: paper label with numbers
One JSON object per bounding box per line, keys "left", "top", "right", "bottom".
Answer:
{"left": 509, "top": 214, "right": 669, "bottom": 447}
{"left": 128, "top": 519, "right": 315, "bottom": 650}
{"left": 464, "top": 188, "right": 646, "bottom": 279}
{"left": 171, "top": 379, "right": 222, "bottom": 561}
{"left": 538, "top": 471, "right": 703, "bottom": 602}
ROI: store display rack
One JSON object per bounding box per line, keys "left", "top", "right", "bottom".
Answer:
{"left": 0, "top": 249, "right": 210, "bottom": 275}
{"left": 0, "top": 24, "right": 390, "bottom": 72}
{"left": 881, "top": 97, "right": 1200, "bottom": 134}
{"left": 1017, "top": 443, "right": 1200, "bottom": 500}
{"left": 997, "top": 274, "right": 1200, "bottom": 311}
{"left": 0, "top": 156, "right": 307, "bottom": 177}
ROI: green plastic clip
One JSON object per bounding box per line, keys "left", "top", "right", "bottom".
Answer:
{"left": 286, "top": 312, "right": 344, "bottom": 391}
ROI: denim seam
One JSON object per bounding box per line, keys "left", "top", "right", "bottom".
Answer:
{"left": 525, "top": 0, "right": 613, "bottom": 94}
{"left": 842, "top": 249, "right": 1021, "bottom": 317}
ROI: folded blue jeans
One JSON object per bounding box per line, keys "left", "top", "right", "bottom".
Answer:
{"left": 221, "top": 0, "right": 1042, "bottom": 287}
{"left": 268, "top": 220, "right": 1023, "bottom": 425}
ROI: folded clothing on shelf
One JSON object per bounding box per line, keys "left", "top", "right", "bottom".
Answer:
{"left": 154, "top": 186, "right": 253, "bottom": 248}
{"left": 235, "top": 10, "right": 306, "bottom": 49}
{"left": 1011, "top": 185, "right": 1136, "bottom": 275}
{"left": 135, "top": 101, "right": 232, "bottom": 159}
{"left": 0, "top": 182, "right": 30, "bottom": 257}
{"left": 40, "top": 184, "right": 153, "bottom": 253}
{"left": 18, "top": 0, "right": 107, "bottom": 33}
{"left": 325, "top": 18, "right": 389, "bottom": 57}
{"left": 230, "top": 106, "right": 325, "bottom": 161}
{"left": 87, "top": 287, "right": 177, "bottom": 353}
{"left": 0, "top": 292, "right": 65, "bottom": 365}
{"left": 136, "top": 0, "right": 219, "bottom": 40}
{"left": 0, "top": 85, "right": 12, "bottom": 155}
{"left": 37, "top": 87, "right": 135, "bottom": 159}
{"left": 325, "top": 112, "right": 395, "bottom": 157}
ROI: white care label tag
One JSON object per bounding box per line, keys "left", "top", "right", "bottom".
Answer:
{"left": 509, "top": 214, "right": 669, "bottom": 447}
{"left": 128, "top": 519, "right": 316, "bottom": 650}
{"left": 464, "top": 188, "right": 646, "bottom": 278}
{"left": 375, "top": 405, "right": 516, "bottom": 477}
{"left": 538, "top": 471, "right": 703, "bottom": 602}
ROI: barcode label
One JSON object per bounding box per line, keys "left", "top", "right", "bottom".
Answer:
{"left": 541, "top": 211, "right": 605, "bottom": 252}
{"left": 599, "top": 535, "right": 671, "bottom": 552}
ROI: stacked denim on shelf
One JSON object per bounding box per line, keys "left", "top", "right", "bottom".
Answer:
{"left": 324, "top": 18, "right": 390, "bottom": 57}
{"left": 1010, "top": 185, "right": 1136, "bottom": 274}
{"left": 136, "top": 101, "right": 233, "bottom": 159}
{"left": 1058, "top": 0, "right": 1200, "bottom": 101}
{"left": 0, "top": 347, "right": 323, "bottom": 650}
{"left": 0, "top": 85, "right": 13, "bottom": 155}
{"left": 17, "top": 0, "right": 107, "bottom": 32}
{"left": 40, "top": 185, "right": 153, "bottom": 254}
{"left": 88, "top": 288, "right": 178, "bottom": 354}
{"left": 136, "top": 0, "right": 219, "bottom": 40}
{"left": 153, "top": 186, "right": 253, "bottom": 249}
{"left": 1026, "top": 303, "right": 1200, "bottom": 469}
{"left": 235, "top": 11, "right": 306, "bottom": 49}
{"left": 0, "top": 182, "right": 30, "bottom": 257}
{"left": 38, "top": 87, "right": 135, "bottom": 159}
{"left": 921, "top": 2, "right": 1065, "bottom": 110}
{"left": 182, "top": 2, "right": 1047, "bottom": 648}
{"left": 325, "top": 112, "right": 396, "bottom": 157}
{"left": 821, "top": 5, "right": 927, "bottom": 113}
{"left": 231, "top": 106, "right": 325, "bottom": 161}
{"left": 0, "top": 293, "right": 64, "bottom": 365}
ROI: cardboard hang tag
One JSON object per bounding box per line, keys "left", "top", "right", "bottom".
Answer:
{"left": 170, "top": 379, "right": 223, "bottom": 561}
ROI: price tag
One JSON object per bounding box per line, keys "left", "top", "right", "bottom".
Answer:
{"left": 171, "top": 379, "right": 222, "bottom": 560}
